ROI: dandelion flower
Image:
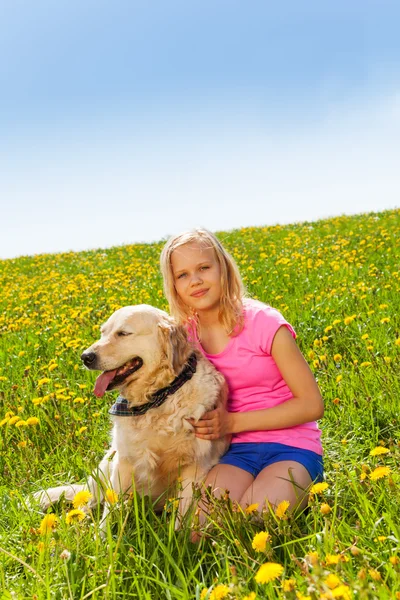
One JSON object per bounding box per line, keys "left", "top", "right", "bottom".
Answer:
{"left": 72, "top": 490, "right": 93, "bottom": 508}
{"left": 330, "top": 585, "right": 351, "bottom": 599}
{"left": 254, "top": 562, "right": 284, "bottom": 584}
{"left": 333, "top": 354, "right": 342, "bottom": 362}
{"left": 369, "top": 446, "right": 390, "bottom": 456}
{"left": 310, "top": 482, "right": 329, "bottom": 494}
{"left": 251, "top": 531, "right": 271, "bottom": 552}
{"left": 320, "top": 503, "right": 331, "bottom": 515}
{"left": 368, "top": 568, "right": 381, "bottom": 581}
{"left": 336, "top": 375, "right": 342, "bottom": 383}
{"left": 369, "top": 466, "right": 391, "bottom": 480}
{"left": 65, "top": 509, "right": 86, "bottom": 525}
{"left": 209, "top": 584, "right": 230, "bottom": 600}
{"left": 325, "top": 554, "right": 340, "bottom": 565}
{"left": 15, "top": 420, "right": 27, "bottom": 427}
{"left": 389, "top": 556, "right": 399, "bottom": 565}
{"left": 26, "top": 417, "right": 40, "bottom": 426}
{"left": 325, "top": 573, "right": 341, "bottom": 589}
{"left": 8, "top": 416, "right": 21, "bottom": 425}
{"left": 18, "top": 440, "right": 27, "bottom": 448}
{"left": 39, "top": 513, "right": 58, "bottom": 535}
{"left": 245, "top": 503, "right": 259, "bottom": 514}
{"left": 395, "top": 338, "right": 400, "bottom": 346}
{"left": 360, "top": 361, "right": 371, "bottom": 368}
{"left": 275, "top": 500, "right": 290, "bottom": 519}
{"left": 282, "top": 578, "right": 296, "bottom": 592}
{"left": 242, "top": 593, "right": 256, "bottom": 600}
{"left": 105, "top": 488, "right": 119, "bottom": 504}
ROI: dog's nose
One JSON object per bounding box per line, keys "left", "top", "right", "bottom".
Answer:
{"left": 81, "top": 351, "right": 97, "bottom": 367}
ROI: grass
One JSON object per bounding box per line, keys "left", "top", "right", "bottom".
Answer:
{"left": 0, "top": 208, "right": 399, "bottom": 599}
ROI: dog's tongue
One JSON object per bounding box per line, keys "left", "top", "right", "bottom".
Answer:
{"left": 94, "top": 370, "right": 117, "bottom": 398}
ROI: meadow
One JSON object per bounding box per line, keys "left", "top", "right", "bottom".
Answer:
{"left": 0, "top": 209, "right": 399, "bottom": 600}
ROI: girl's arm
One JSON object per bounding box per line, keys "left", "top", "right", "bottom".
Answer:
{"left": 191, "top": 326, "right": 324, "bottom": 440}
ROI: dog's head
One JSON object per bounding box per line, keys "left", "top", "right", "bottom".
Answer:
{"left": 81, "top": 304, "right": 190, "bottom": 398}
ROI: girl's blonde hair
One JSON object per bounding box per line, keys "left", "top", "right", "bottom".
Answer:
{"left": 160, "top": 228, "right": 246, "bottom": 335}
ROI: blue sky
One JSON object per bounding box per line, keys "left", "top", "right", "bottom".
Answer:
{"left": 1, "top": 1, "right": 399, "bottom": 258}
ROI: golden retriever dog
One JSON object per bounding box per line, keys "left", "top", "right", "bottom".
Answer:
{"left": 34, "top": 304, "right": 229, "bottom": 530}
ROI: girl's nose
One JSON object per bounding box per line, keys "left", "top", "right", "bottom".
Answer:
{"left": 191, "top": 272, "right": 203, "bottom": 285}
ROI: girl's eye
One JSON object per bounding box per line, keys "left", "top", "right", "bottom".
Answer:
{"left": 117, "top": 331, "right": 131, "bottom": 337}
{"left": 200, "top": 265, "right": 210, "bottom": 271}
{"left": 177, "top": 273, "right": 187, "bottom": 279}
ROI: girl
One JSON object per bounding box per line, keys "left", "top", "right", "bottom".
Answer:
{"left": 160, "top": 228, "right": 324, "bottom": 514}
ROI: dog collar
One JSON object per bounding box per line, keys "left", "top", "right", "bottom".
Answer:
{"left": 108, "top": 352, "right": 198, "bottom": 417}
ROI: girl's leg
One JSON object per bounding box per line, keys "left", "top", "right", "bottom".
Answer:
{"left": 190, "top": 464, "right": 254, "bottom": 541}
{"left": 204, "top": 463, "right": 255, "bottom": 502}
{"left": 239, "top": 460, "right": 313, "bottom": 513}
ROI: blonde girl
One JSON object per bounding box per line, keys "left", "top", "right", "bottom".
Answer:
{"left": 160, "top": 228, "right": 324, "bottom": 514}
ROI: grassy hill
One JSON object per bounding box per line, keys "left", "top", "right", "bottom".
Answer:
{"left": 0, "top": 209, "right": 399, "bottom": 599}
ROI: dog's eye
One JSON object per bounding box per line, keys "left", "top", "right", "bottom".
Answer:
{"left": 117, "top": 331, "right": 131, "bottom": 337}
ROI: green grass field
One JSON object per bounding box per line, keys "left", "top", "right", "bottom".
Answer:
{"left": 0, "top": 209, "right": 399, "bottom": 599}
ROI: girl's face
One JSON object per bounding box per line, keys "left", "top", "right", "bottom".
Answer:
{"left": 170, "top": 242, "right": 222, "bottom": 314}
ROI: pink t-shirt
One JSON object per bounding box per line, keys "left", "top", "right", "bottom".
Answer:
{"left": 193, "top": 298, "right": 322, "bottom": 455}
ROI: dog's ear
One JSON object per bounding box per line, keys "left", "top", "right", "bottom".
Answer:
{"left": 158, "top": 320, "right": 189, "bottom": 375}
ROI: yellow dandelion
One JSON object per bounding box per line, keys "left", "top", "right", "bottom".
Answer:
{"left": 325, "top": 554, "right": 340, "bottom": 565}
{"left": 369, "top": 446, "right": 390, "bottom": 456}
{"left": 310, "top": 482, "right": 329, "bottom": 494}
{"left": 18, "top": 440, "right": 27, "bottom": 448}
{"left": 395, "top": 338, "right": 400, "bottom": 346}
{"left": 282, "top": 578, "right": 296, "bottom": 592}
{"left": 344, "top": 315, "right": 356, "bottom": 325}
{"left": 383, "top": 356, "right": 392, "bottom": 363}
{"left": 330, "top": 585, "right": 352, "bottom": 600}
{"left": 369, "top": 466, "right": 391, "bottom": 480}
{"left": 306, "top": 551, "right": 319, "bottom": 566}
{"left": 38, "top": 378, "right": 51, "bottom": 386}
{"left": 200, "top": 589, "right": 208, "bottom": 600}
{"left": 324, "top": 326, "right": 333, "bottom": 333}
{"left": 15, "top": 420, "right": 27, "bottom": 427}
{"left": 368, "top": 568, "right": 381, "bottom": 581}
{"left": 76, "top": 426, "right": 87, "bottom": 435}
{"left": 65, "top": 508, "right": 86, "bottom": 525}
{"left": 39, "top": 513, "right": 58, "bottom": 535}
{"left": 48, "top": 363, "right": 58, "bottom": 371}
{"left": 333, "top": 354, "right": 342, "bottom": 362}
{"left": 336, "top": 375, "right": 342, "bottom": 383}
{"left": 325, "top": 573, "right": 341, "bottom": 589}
{"left": 320, "top": 503, "right": 331, "bottom": 515}
{"left": 72, "top": 490, "right": 93, "bottom": 508}
{"left": 389, "top": 556, "right": 399, "bottom": 565}
{"left": 360, "top": 361, "right": 371, "bottom": 368}
{"left": 308, "top": 350, "right": 315, "bottom": 359}
{"left": 8, "top": 416, "right": 21, "bottom": 425}
{"left": 254, "top": 562, "right": 284, "bottom": 584}
{"left": 380, "top": 317, "right": 390, "bottom": 324}
{"left": 251, "top": 531, "right": 271, "bottom": 552}
{"left": 105, "top": 488, "right": 119, "bottom": 504}
{"left": 245, "top": 503, "right": 259, "bottom": 514}
{"left": 26, "top": 417, "right": 40, "bottom": 426}
{"left": 209, "top": 584, "right": 230, "bottom": 600}
{"left": 275, "top": 500, "right": 290, "bottom": 519}
{"left": 242, "top": 593, "right": 256, "bottom": 600}
{"left": 313, "top": 359, "right": 320, "bottom": 368}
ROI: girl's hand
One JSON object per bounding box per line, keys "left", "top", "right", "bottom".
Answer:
{"left": 187, "top": 406, "right": 233, "bottom": 440}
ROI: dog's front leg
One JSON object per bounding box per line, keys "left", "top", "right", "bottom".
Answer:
{"left": 175, "top": 463, "right": 207, "bottom": 530}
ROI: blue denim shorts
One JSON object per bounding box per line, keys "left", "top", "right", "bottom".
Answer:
{"left": 219, "top": 442, "right": 324, "bottom": 483}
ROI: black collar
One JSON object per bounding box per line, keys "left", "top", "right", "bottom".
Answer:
{"left": 109, "top": 352, "right": 198, "bottom": 417}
